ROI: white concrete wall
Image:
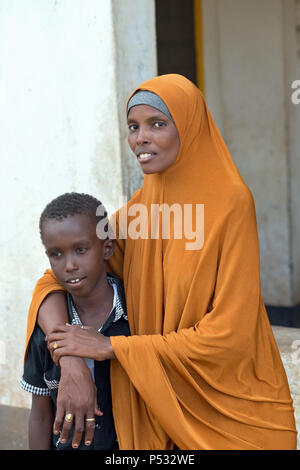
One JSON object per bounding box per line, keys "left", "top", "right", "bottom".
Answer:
{"left": 0, "top": 0, "right": 156, "bottom": 408}
{"left": 283, "top": 0, "right": 300, "bottom": 305}
{"left": 112, "top": 0, "right": 157, "bottom": 200}
{"left": 202, "top": 0, "right": 299, "bottom": 306}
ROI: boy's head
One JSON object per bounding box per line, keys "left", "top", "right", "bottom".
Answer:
{"left": 39, "top": 193, "right": 114, "bottom": 296}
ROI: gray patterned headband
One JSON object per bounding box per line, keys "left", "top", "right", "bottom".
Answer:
{"left": 127, "top": 90, "right": 173, "bottom": 122}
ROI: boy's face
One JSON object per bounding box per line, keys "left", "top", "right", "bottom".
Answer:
{"left": 42, "top": 213, "right": 114, "bottom": 298}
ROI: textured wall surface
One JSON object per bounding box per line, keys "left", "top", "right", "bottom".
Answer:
{"left": 202, "top": 0, "right": 300, "bottom": 307}
{"left": 0, "top": 0, "right": 156, "bottom": 408}
{"left": 284, "top": 0, "right": 300, "bottom": 305}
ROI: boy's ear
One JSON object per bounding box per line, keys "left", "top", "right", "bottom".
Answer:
{"left": 103, "top": 239, "right": 115, "bottom": 260}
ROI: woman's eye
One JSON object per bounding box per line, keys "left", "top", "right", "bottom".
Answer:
{"left": 154, "top": 121, "right": 165, "bottom": 128}
{"left": 128, "top": 124, "right": 138, "bottom": 131}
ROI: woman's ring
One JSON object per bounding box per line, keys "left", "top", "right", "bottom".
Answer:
{"left": 53, "top": 342, "right": 58, "bottom": 349}
{"left": 65, "top": 413, "right": 73, "bottom": 423}
{"left": 85, "top": 418, "right": 95, "bottom": 422}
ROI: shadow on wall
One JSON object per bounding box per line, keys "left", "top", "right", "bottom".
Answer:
{"left": 0, "top": 404, "right": 29, "bottom": 450}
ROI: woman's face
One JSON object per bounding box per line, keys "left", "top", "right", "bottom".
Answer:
{"left": 127, "top": 104, "right": 180, "bottom": 174}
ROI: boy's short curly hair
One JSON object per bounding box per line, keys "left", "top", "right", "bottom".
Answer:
{"left": 39, "top": 192, "right": 109, "bottom": 240}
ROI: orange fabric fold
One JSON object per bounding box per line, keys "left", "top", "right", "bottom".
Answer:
{"left": 24, "top": 269, "right": 66, "bottom": 362}
{"left": 24, "top": 74, "right": 297, "bottom": 449}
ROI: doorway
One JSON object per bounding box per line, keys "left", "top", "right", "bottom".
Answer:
{"left": 155, "top": 0, "right": 198, "bottom": 85}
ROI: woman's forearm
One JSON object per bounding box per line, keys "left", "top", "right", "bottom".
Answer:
{"left": 37, "top": 291, "right": 68, "bottom": 335}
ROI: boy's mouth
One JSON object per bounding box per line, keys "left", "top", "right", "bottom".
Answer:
{"left": 66, "top": 276, "right": 86, "bottom": 286}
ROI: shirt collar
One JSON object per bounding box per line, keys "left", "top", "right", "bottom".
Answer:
{"left": 67, "top": 273, "right": 127, "bottom": 331}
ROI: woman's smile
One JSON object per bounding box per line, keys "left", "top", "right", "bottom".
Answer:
{"left": 136, "top": 151, "right": 157, "bottom": 163}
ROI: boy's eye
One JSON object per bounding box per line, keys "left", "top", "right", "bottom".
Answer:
{"left": 49, "top": 251, "right": 62, "bottom": 258}
{"left": 76, "top": 246, "right": 87, "bottom": 254}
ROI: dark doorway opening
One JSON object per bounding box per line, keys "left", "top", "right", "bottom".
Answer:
{"left": 155, "top": 0, "right": 197, "bottom": 84}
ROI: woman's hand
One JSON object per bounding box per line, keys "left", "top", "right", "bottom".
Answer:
{"left": 55, "top": 356, "right": 103, "bottom": 448}
{"left": 46, "top": 324, "right": 115, "bottom": 364}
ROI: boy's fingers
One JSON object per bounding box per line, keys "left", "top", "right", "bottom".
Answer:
{"left": 82, "top": 399, "right": 102, "bottom": 446}
{"left": 94, "top": 400, "right": 103, "bottom": 417}
{"left": 59, "top": 413, "right": 75, "bottom": 445}
{"left": 53, "top": 408, "right": 64, "bottom": 435}
{"left": 71, "top": 415, "right": 85, "bottom": 449}
{"left": 84, "top": 418, "right": 96, "bottom": 447}
{"left": 82, "top": 401, "right": 103, "bottom": 447}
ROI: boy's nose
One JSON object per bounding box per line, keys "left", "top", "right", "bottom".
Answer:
{"left": 65, "top": 255, "right": 78, "bottom": 272}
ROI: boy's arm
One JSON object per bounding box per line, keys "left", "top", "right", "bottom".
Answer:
{"left": 37, "top": 291, "right": 102, "bottom": 448}
{"left": 29, "top": 395, "right": 53, "bottom": 450}
{"left": 37, "top": 291, "right": 69, "bottom": 334}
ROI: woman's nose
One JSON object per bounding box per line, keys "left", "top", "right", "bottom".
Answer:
{"left": 136, "top": 126, "right": 150, "bottom": 145}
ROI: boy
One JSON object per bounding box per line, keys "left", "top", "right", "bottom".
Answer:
{"left": 20, "top": 192, "right": 129, "bottom": 450}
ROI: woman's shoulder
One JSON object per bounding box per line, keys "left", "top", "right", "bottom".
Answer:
{"left": 222, "top": 180, "right": 255, "bottom": 210}
{"left": 214, "top": 181, "right": 256, "bottom": 227}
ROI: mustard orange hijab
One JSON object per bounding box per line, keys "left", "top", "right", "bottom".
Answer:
{"left": 25, "top": 74, "right": 297, "bottom": 450}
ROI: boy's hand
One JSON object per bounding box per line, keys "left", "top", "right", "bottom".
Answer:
{"left": 55, "top": 356, "right": 102, "bottom": 448}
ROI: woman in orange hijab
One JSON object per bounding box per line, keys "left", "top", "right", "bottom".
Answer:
{"left": 24, "top": 74, "right": 297, "bottom": 450}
